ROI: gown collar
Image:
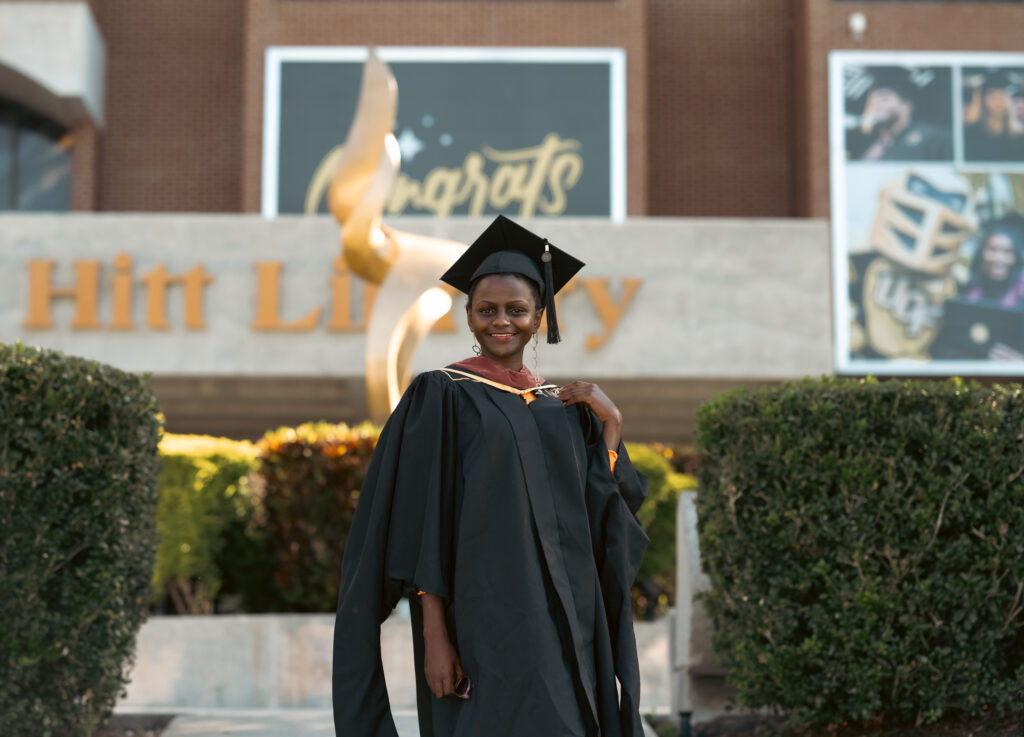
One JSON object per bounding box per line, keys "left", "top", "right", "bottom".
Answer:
{"left": 449, "top": 355, "right": 544, "bottom": 391}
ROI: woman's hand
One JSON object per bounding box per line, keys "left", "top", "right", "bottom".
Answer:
{"left": 421, "top": 593, "right": 464, "bottom": 699}
{"left": 556, "top": 381, "right": 623, "bottom": 451}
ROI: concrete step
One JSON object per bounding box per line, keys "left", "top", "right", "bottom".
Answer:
{"left": 151, "top": 708, "right": 417, "bottom": 737}
{"left": 134, "top": 707, "right": 660, "bottom": 736}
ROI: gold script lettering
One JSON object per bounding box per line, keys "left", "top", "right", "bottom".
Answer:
{"left": 540, "top": 150, "right": 583, "bottom": 215}
{"left": 252, "top": 261, "right": 322, "bottom": 331}
{"left": 24, "top": 259, "right": 102, "bottom": 330}
{"left": 302, "top": 133, "right": 586, "bottom": 218}
{"left": 304, "top": 145, "right": 345, "bottom": 214}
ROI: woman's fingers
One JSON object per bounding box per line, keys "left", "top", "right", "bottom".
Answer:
{"left": 426, "top": 660, "right": 468, "bottom": 699}
{"left": 429, "top": 669, "right": 454, "bottom": 698}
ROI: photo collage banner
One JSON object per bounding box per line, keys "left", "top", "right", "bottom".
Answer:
{"left": 830, "top": 51, "right": 1024, "bottom": 374}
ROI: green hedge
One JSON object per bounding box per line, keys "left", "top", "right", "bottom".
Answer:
{"left": 0, "top": 344, "right": 162, "bottom": 736}
{"left": 154, "top": 435, "right": 262, "bottom": 614}
{"left": 172, "top": 424, "right": 689, "bottom": 616}
{"left": 254, "top": 422, "right": 378, "bottom": 612}
{"left": 696, "top": 377, "right": 1024, "bottom": 727}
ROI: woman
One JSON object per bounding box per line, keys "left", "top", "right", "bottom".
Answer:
{"left": 332, "top": 215, "right": 649, "bottom": 737}
{"left": 963, "top": 214, "right": 1024, "bottom": 309}
{"left": 963, "top": 71, "right": 1024, "bottom": 162}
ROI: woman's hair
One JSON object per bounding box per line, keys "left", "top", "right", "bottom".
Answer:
{"left": 465, "top": 272, "right": 543, "bottom": 312}
{"left": 967, "top": 216, "right": 1024, "bottom": 298}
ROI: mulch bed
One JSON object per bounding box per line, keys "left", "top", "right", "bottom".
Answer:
{"left": 89, "top": 714, "right": 175, "bottom": 737}
{"left": 647, "top": 712, "right": 1022, "bottom": 737}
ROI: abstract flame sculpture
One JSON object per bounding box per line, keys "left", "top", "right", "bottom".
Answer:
{"left": 327, "top": 49, "right": 466, "bottom": 424}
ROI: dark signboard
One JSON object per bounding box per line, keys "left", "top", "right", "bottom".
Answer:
{"left": 830, "top": 51, "right": 1024, "bottom": 375}
{"left": 262, "top": 47, "right": 626, "bottom": 219}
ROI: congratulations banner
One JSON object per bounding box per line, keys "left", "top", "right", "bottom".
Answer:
{"left": 262, "top": 47, "right": 626, "bottom": 220}
{"left": 830, "top": 51, "right": 1024, "bottom": 375}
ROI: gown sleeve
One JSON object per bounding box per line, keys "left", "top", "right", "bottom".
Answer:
{"left": 579, "top": 407, "right": 650, "bottom": 737}
{"left": 332, "top": 371, "right": 459, "bottom": 737}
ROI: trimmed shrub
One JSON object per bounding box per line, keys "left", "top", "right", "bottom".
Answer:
{"left": 628, "top": 443, "right": 697, "bottom": 618}
{"left": 0, "top": 344, "right": 162, "bottom": 736}
{"left": 254, "top": 422, "right": 379, "bottom": 612}
{"left": 696, "top": 377, "right": 1024, "bottom": 727}
{"left": 154, "top": 434, "right": 261, "bottom": 614}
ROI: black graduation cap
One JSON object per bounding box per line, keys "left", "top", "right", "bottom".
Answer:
{"left": 981, "top": 68, "right": 1015, "bottom": 93}
{"left": 869, "top": 67, "right": 918, "bottom": 102}
{"left": 440, "top": 214, "right": 585, "bottom": 344}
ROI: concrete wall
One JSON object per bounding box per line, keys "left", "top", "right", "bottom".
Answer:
{"left": 0, "top": 215, "right": 833, "bottom": 379}
{"left": 120, "top": 611, "right": 670, "bottom": 712}
{"left": 0, "top": 1, "right": 106, "bottom": 126}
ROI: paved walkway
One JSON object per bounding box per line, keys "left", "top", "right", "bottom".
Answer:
{"left": 122, "top": 707, "right": 658, "bottom": 736}
{"left": 143, "top": 708, "right": 418, "bottom": 737}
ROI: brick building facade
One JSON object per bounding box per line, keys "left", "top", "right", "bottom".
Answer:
{"left": 4, "top": 0, "right": 1023, "bottom": 441}
{"left": 6, "top": 0, "right": 1022, "bottom": 218}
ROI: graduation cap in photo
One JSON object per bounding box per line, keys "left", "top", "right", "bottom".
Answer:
{"left": 868, "top": 67, "right": 919, "bottom": 102}
{"left": 440, "top": 214, "right": 585, "bottom": 344}
{"left": 981, "top": 68, "right": 1014, "bottom": 93}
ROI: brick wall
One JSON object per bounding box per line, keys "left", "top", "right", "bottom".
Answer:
{"left": 91, "top": 0, "right": 245, "bottom": 212}
{"left": 646, "top": 0, "right": 796, "bottom": 217}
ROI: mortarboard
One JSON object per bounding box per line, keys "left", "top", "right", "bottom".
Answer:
{"left": 869, "top": 67, "right": 918, "bottom": 102}
{"left": 981, "top": 69, "right": 1013, "bottom": 93}
{"left": 440, "top": 214, "right": 585, "bottom": 344}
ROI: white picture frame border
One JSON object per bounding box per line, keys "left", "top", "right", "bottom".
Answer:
{"left": 829, "top": 49, "right": 1024, "bottom": 376}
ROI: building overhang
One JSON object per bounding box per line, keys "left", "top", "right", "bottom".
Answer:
{"left": 0, "top": 1, "right": 105, "bottom": 127}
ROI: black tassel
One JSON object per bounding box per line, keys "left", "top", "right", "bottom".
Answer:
{"left": 542, "top": 240, "right": 560, "bottom": 344}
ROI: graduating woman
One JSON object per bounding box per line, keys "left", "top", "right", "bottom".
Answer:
{"left": 332, "top": 215, "right": 649, "bottom": 737}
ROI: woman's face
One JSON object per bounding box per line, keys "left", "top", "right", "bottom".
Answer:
{"left": 467, "top": 274, "right": 542, "bottom": 369}
{"left": 981, "top": 231, "right": 1017, "bottom": 282}
{"left": 984, "top": 87, "right": 1009, "bottom": 117}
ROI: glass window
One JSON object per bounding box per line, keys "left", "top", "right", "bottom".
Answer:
{"left": 17, "top": 127, "right": 71, "bottom": 211}
{"left": 0, "top": 98, "right": 71, "bottom": 212}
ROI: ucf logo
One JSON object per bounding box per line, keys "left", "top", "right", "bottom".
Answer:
{"left": 863, "top": 259, "right": 954, "bottom": 359}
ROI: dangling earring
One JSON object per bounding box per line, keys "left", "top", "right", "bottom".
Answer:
{"left": 531, "top": 332, "right": 539, "bottom": 378}
{"left": 472, "top": 341, "right": 482, "bottom": 356}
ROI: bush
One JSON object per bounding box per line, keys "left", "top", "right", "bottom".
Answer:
{"left": 162, "top": 425, "right": 691, "bottom": 617}
{"left": 254, "top": 422, "right": 379, "bottom": 612}
{"left": 154, "top": 434, "right": 261, "bottom": 614}
{"left": 696, "top": 377, "right": 1024, "bottom": 727}
{"left": 0, "top": 344, "right": 162, "bottom": 736}
{"left": 628, "top": 443, "right": 697, "bottom": 618}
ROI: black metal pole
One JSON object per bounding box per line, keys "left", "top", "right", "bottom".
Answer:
{"left": 679, "top": 710, "right": 692, "bottom": 737}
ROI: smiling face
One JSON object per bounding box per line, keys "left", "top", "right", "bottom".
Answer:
{"left": 982, "top": 231, "right": 1018, "bottom": 282}
{"left": 466, "top": 274, "right": 543, "bottom": 370}
{"left": 984, "top": 87, "right": 1010, "bottom": 117}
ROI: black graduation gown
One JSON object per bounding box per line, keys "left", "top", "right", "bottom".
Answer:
{"left": 332, "top": 368, "right": 649, "bottom": 737}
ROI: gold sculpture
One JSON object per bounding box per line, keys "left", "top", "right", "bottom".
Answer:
{"left": 327, "top": 49, "right": 465, "bottom": 423}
